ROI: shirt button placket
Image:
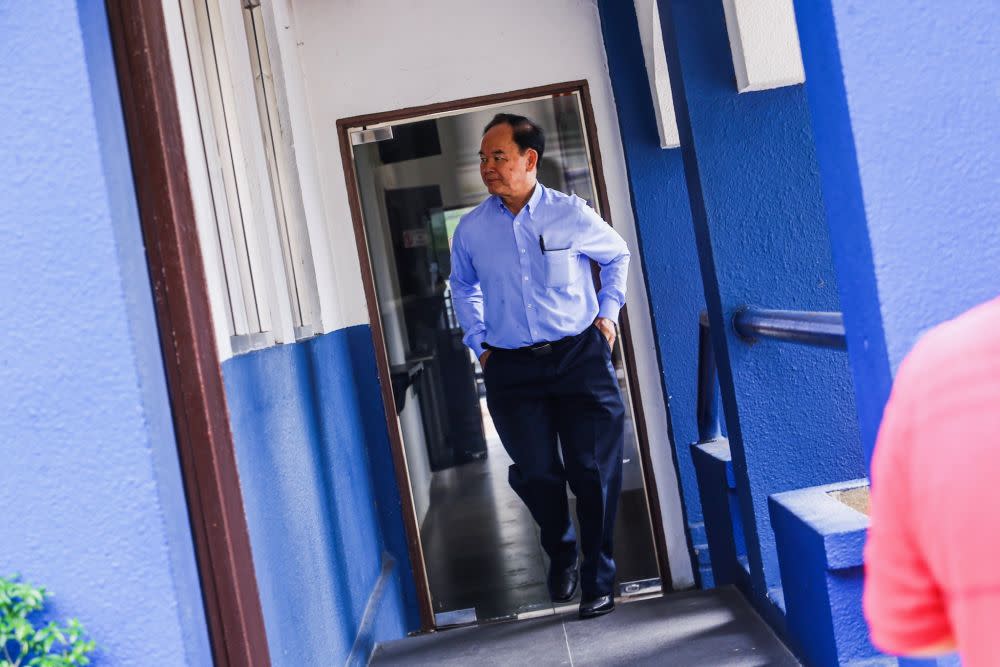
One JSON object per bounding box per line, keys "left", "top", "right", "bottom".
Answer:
{"left": 516, "top": 213, "right": 534, "bottom": 340}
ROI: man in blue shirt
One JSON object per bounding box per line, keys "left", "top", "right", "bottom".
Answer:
{"left": 450, "top": 113, "right": 630, "bottom": 619}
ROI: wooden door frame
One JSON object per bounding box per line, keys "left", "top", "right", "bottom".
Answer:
{"left": 105, "top": 2, "right": 270, "bottom": 665}
{"left": 336, "top": 80, "right": 674, "bottom": 631}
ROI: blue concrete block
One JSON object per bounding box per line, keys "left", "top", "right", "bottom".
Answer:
{"left": 771, "top": 482, "right": 962, "bottom": 667}
{"left": 691, "top": 441, "right": 749, "bottom": 593}
{"left": 770, "top": 480, "right": 878, "bottom": 666}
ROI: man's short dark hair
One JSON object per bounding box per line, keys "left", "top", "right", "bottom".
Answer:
{"left": 484, "top": 113, "right": 545, "bottom": 162}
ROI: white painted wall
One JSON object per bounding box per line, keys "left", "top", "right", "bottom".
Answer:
{"left": 288, "top": 0, "right": 694, "bottom": 588}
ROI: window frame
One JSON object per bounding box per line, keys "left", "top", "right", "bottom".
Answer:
{"left": 178, "top": 0, "right": 309, "bottom": 351}
{"left": 242, "top": 2, "right": 321, "bottom": 339}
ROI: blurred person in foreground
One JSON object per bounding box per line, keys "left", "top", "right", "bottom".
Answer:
{"left": 864, "top": 296, "right": 1000, "bottom": 665}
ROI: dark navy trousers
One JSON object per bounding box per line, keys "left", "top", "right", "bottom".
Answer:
{"left": 483, "top": 325, "right": 625, "bottom": 598}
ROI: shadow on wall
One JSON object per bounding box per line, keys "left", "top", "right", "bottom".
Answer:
{"left": 222, "top": 325, "right": 419, "bottom": 664}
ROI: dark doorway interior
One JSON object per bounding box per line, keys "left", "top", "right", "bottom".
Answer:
{"left": 384, "top": 185, "right": 487, "bottom": 471}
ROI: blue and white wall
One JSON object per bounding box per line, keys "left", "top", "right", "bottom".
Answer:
{"left": 221, "top": 328, "right": 419, "bottom": 664}
{"left": 163, "top": 0, "right": 423, "bottom": 661}
{"left": 162, "top": 2, "right": 700, "bottom": 664}
{"left": 0, "top": 2, "right": 211, "bottom": 664}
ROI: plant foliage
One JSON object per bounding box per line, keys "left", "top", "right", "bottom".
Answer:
{"left": 0, "top": 576, "right": 96, "bottom": 667}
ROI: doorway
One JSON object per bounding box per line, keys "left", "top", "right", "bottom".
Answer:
{"left": 340, "top": 83, "right": 670, "bottom": 628}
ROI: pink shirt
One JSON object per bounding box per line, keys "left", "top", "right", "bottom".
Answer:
{"left": 864, "top": 296, "right": 1000, "bottom": 665}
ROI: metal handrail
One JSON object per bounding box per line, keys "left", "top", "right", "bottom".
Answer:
{"left": 694, "top": 307, "right": 846, "bottom": 442}
{"left": 696, "top": 312, "right": 722, "bottom": 443}
{"left": 733, "top": 308, "right": 846, "bottom": 350}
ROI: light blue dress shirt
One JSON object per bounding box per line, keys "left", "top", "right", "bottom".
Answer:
{"left": 449, "top": 183, "right": 630, "bottom": 355}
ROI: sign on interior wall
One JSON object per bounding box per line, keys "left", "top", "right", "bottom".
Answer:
{"left": 402, "top": 228, "right": 431, "bottom": 248}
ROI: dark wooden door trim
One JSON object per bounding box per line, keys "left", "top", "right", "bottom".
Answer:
{"left": 336, "top": 80, "right": 674, "bottom": 621}
{"left": 105, "top": 2, "right": 271, "bottom": 665}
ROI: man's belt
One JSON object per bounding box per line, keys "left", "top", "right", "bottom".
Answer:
{"left": 484, "top": 328, "right": 590, "bottom": 358}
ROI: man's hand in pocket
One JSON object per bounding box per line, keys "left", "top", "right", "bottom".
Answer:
{"left": 594, "top": 317, "right": 616, "bottom": 350}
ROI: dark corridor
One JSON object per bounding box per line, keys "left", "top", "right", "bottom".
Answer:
{"left": 420, "top": 398, "right": 660, "bottom": 624}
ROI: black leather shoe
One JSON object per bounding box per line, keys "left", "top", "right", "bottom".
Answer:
{"left": 579, "top": 594, "right": 615, "bottom": 619}
{"left": 548, "top": 562, "right": 579, "bottom": 602}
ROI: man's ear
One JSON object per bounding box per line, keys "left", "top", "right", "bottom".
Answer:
{"left": 526, "top": 148, "right": 539, "bottom": 172}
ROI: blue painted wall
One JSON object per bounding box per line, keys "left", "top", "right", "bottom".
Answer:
{"left": 222, "top": 326, "right": 419, "bottom": 665}
{"left": 656, "top": 0, "right": 865, "bottom": 610}
{"left": 595, "top": 0, "right": 707, "bottom": 583}
{"left": 0, "top": 2, "right": 212, "bottom": 664}
{"left": 796, "top": 0, "right": 1000, "bottom": 464}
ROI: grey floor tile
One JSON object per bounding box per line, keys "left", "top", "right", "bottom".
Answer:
{"left": 562, "top": 588, "right": 799, "bottom": 666}
{"left": 373, "top": 588, "right": 799, "bottom": 667}
{"left": 372, "top": 615, "right": 571, "bottom": 666}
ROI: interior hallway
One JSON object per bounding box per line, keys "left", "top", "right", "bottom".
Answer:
{"left": 419, "top": 398, "right": 661, "bottom": 623}
{"left": 371, "top": 586, "right": 800, "bottom": 666}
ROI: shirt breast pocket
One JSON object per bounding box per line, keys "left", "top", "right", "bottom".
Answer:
{"left": 543, "top": 248, "right": 577, "bottom": 288}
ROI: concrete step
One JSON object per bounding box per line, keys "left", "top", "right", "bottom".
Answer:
{"left": 371, "top": 586, "right": 799, "bottom": 666}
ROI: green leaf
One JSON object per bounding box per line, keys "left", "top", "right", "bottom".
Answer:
{"left": 0, "top": 576, "right": 96, "bottom": 666}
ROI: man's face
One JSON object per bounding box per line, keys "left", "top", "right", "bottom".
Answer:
{"left": 479, "top": 124, "right": 537, "bottom": 198}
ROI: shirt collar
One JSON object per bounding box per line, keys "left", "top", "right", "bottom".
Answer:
{"left": 493, "top": 182, "right": 544, "bottom": 217}
{"left": 526, "top": 182, "right": 544, "bottom": 214}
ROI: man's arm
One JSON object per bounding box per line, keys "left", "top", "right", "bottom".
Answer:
{"left": 448, "top": 226, "right": 487, "bottom": 359}
{"left": 575, "top": 202, "right": 629, "bottom": 348}
{"left": 575, "top": 202, "right": 630, "bottom": 325}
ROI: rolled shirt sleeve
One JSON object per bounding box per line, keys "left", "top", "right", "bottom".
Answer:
{"left": 575, "top": 201, "right": 630, "bottom": 323}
